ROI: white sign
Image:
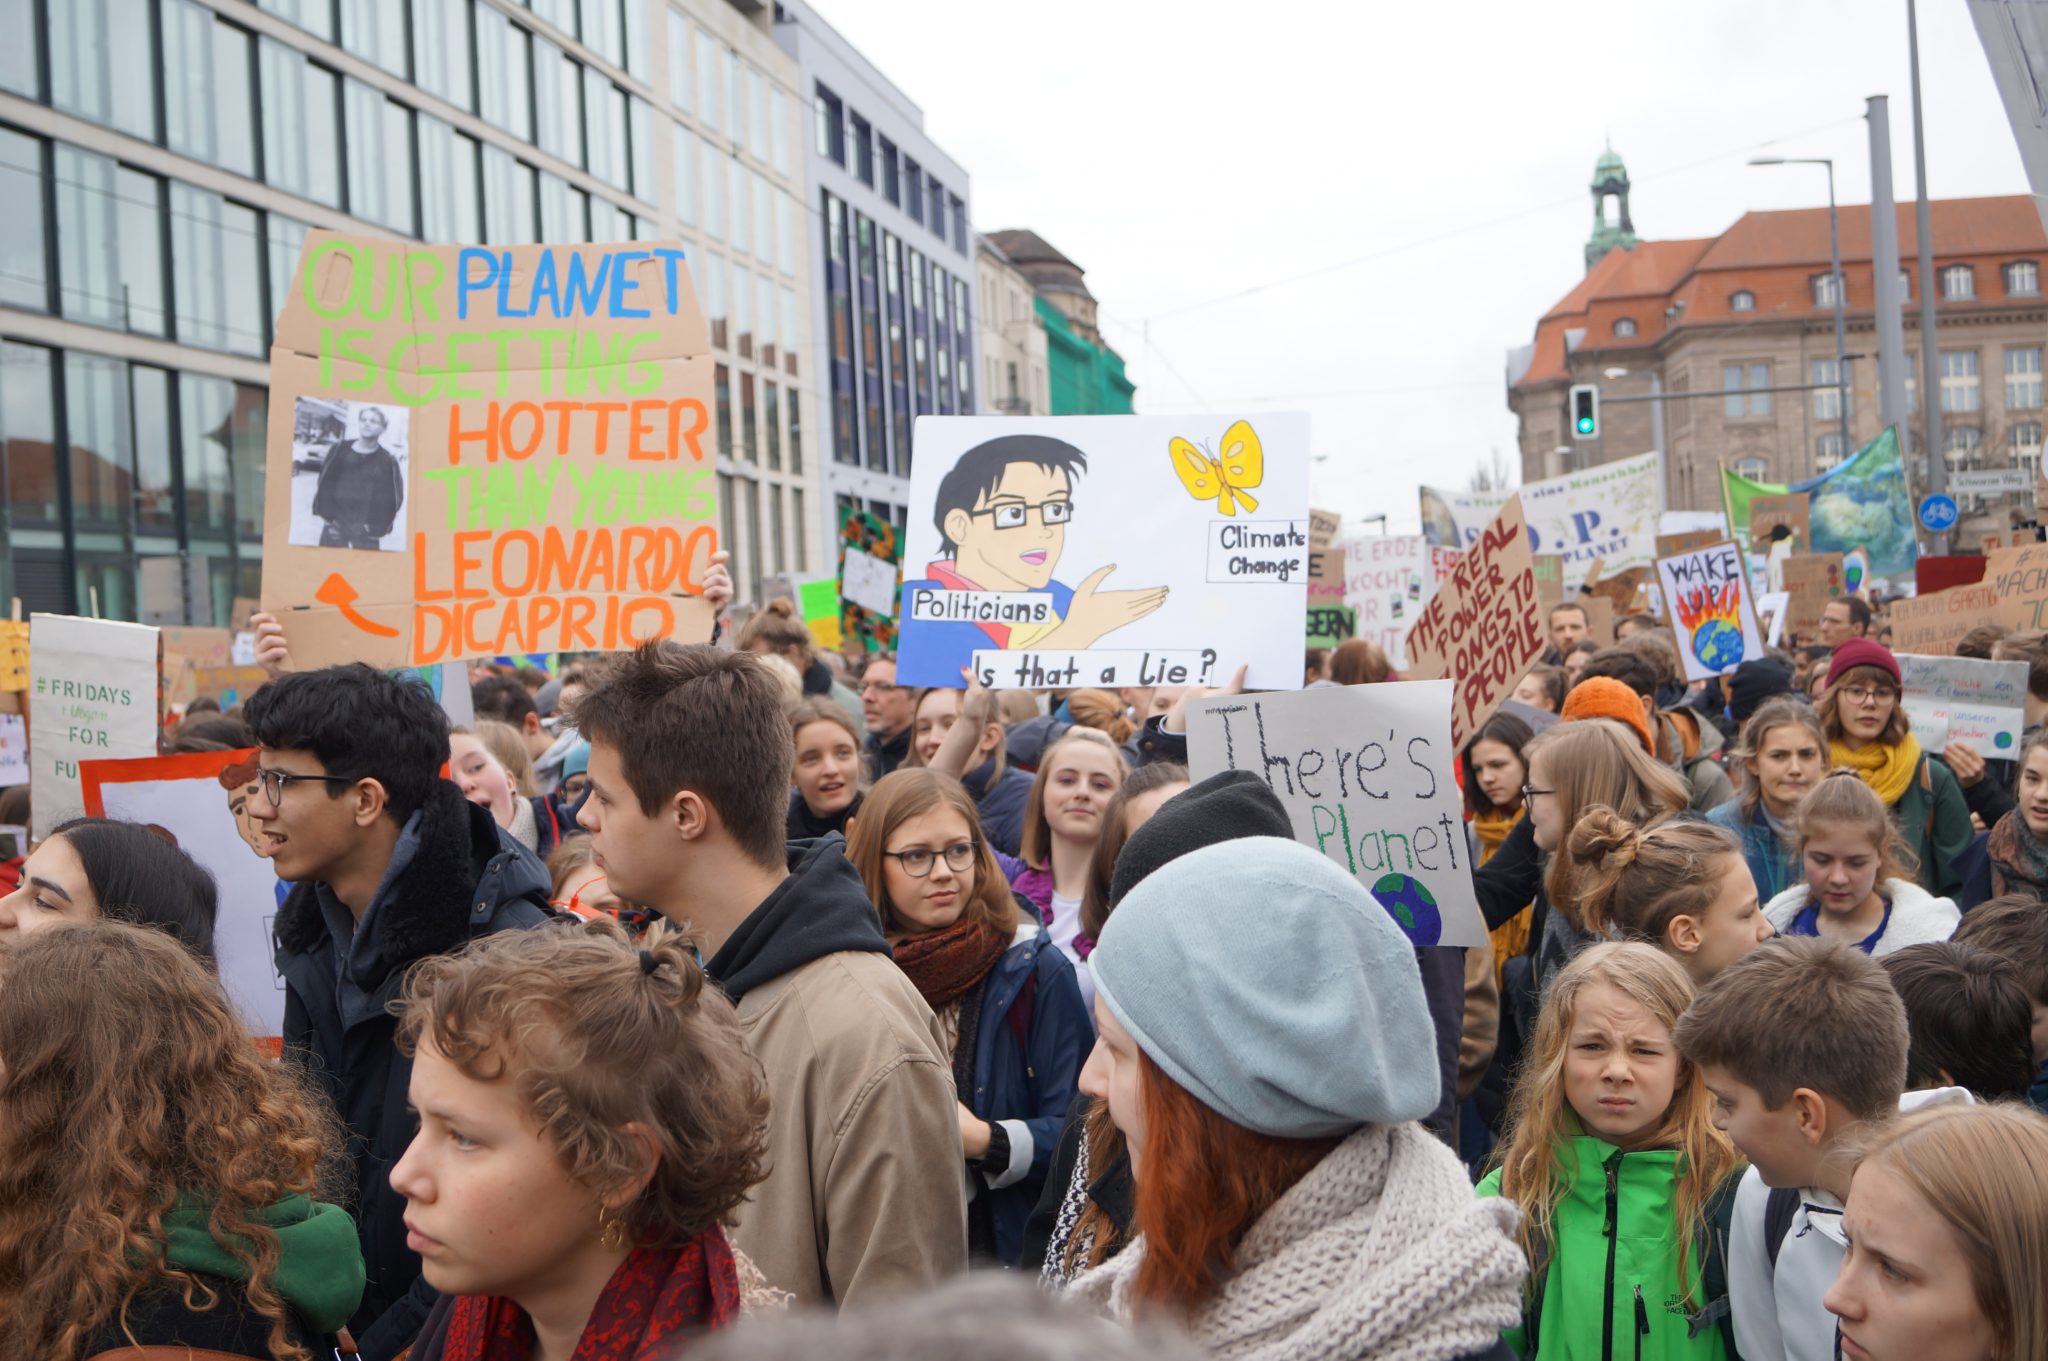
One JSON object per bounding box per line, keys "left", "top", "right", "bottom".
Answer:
{"left": 0, "top": 713, "right": 26, "bottom": 787}
{"left": 1342, "top": 534, "right": 1432, "bottom": 671}
{"left": 896, "top": 413, "right": 1311, "bottom": 689}
{"left": 1757, "top": 591, "right": 1791, "bottom": 647}
{"left": 841, "top": 546, "right": 901, "bottom": 618}
{"left": 1654, "top": 540, "right": 1767, "bottom": 682}
{"left": 1898, "top": 653, "right": 2029, "bottom": 756}
{"left": 1420, "top": 450, "right": 1661, "bottom": 588}
{"left": 1948, "top": 467, "right": 2034, "bottom": 496}
{"left": 27, "top": 614, "right": 160, "bottom": 839}
{"left": 1184, "top": 679, "right": 1484, "bottom": 947}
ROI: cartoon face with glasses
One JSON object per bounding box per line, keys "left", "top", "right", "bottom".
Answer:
{"left": 909, "top": 434, "right": 1168, "bottom": 669}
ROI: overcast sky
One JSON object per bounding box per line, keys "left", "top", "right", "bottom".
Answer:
{"left": 817, "top": 0, "right": 2031, "bottom": 532}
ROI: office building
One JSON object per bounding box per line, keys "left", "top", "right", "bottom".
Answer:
{"left": 975, "top": 233, "right": 1049, "bottom": 416}
{"left": 985, "top": 228, "right": 1134, "bottom": 415}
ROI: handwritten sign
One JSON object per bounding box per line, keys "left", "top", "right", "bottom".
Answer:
{"left": 1748, "top": 494, "right": 1810, "bottom": 550}
{"left": 1897, "top": 654, "right": 2029, "bottom": 755}
{"left": 1530, "top": 553, "right": 1565, "bottom": 608}
{"left": 1987, "top": 543, "right": 2048, "bottom": 632}
{"left": 1404, "top": 496, "right": 1543, "bottom": 749}
{"left": 1656, "top": 529, "right": 1725, "bottom": 559}
{"left": 1779, "top": 553, "right": 1846, "bottom": 642}
{"left": 1343, "top": 534, "right": 1430, "bottom": 670}
{"left": 1308, "top": 506, "right": 1341, "bottom": 550}
{"left": 1422, "top": 450, "right": 1659, "bottom": 587}
{"left": 841, "top": 547, "right": 900, "bottom": 618}
{"left": 0, "top": 713, "right": 25, "bottom": 787}
{"left": 0, "top": 621, "right": 25, "bottom": 692}
{"left": 839, "top": 506, "right": 899, "bottom": 654}
{"left": 1306, "top": 542, "right": 1353, "bottom": 647}
{"left": 162, "top": 626, "right": 273, "bottom": 710}
{"left": 261, "top": 233, "right": 718, "bottom": 668}
{"left": 27, "top": 614, "right": 161, "bottom": 839}
{"left": 1888, "top": 584, "right": 2000, "bottom": 656}
{"left": 1185, "top": 680, "right": 1484, "bottom": 947}
{"left": 1757, "top": 591, "right": 1790, "bottom": 647}
{"left": 1655, "top": 540, "right": 1765, "bottom": 682}
{"left": 796, "top": 577, "right": 842, "bottom": 649}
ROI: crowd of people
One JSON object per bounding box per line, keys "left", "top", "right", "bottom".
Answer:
{"left": 2, "top": 564, "right": 2047, "bottom": 1361}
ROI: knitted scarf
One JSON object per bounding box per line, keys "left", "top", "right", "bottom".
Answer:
{"left": 1471, "top": 808, "right": 1521, "bottom": 865}
{"left": 1830, "top": 732, "right": 1921, "bottom": 808}
{"left": 1067, "top": 1122, "right": 1525, "bottom": 1361}
{"left": 438, "top": 1234, "right": 741, "bottom": 1361}
{"left": 1989, "top": 809, "right": 2048, "bottom": 900}
{"left": 892, "top": 916, "right": 1010, "bottom": 1010}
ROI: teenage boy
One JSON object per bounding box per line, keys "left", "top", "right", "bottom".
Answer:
{"left": 572, "top": 642, "right": 966, "bottom": 1304}
{"left": 1879, "top": 941, "right": 2039, "bottom": 1100}
{"left": 1952, "top": 895, "right": 2048, "bottom": 1112}
{"left": 1674, "top": 937, "right": 1972, "bottom": 1361}
{"left": 244, "top": 665, "right": 552, "bottom": 1360}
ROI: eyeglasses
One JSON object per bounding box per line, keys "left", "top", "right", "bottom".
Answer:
{"left": 1839, "top": 685, "right": 1897, "bottom": 707}
{"left": 557, "top": 773, "right": 590, "bottom": 802}
{"left": 968, "top": 500, "right": 1073, "bottom": 530}
{"left": 1520, "top": 785, "right": 1555, "bottom": 803}
{"left": 882, "top": 840, "right": 978, "bottom": 877}
{"left": 254, "top": 767, "right": 356, "bottom": 807}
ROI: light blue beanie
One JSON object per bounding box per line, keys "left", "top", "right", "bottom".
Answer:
{"left": 1090, "top": 835, "right": 1438, "bottom": 1138}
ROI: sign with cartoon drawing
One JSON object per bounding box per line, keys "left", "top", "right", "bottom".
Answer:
{"left": 895, "top": 414, "right": 1312, "bottom": 690}
{"left": 1654, "top": 540, "right": 1766, "bottom": 683}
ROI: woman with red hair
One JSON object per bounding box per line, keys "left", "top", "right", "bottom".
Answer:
{"left": 1066, "top": 827, "right": 1524, "bottom": 1359}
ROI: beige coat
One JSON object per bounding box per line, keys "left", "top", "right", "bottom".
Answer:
{"left": 727, "top": 948, "right": 968, "bottom": 1306}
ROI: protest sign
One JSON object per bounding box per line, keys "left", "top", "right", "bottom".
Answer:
{"left": 1308, "top": 507, "right": 1341, "bottom": 550}
{"left": 81, "top": 749, "right": 287, "bottom": 1037}
{"left": 1897, "top": 654, "right": 2029, "bottom": 755}
{"left": 1987, "top": 543, "right": 2048, "bottom": 632}
{"left": 1530, "top": 553, "right": 1565, "bottom": 608}
{"left": 260, "top": 233, "right": 719, "bottom": 670}
{"left": 1583, "top": 595, "right": 1617, "bottom": 648}
{"left": 1185, "top": 680, "right": 1484, "bottom": 947}
{"left": 796, "top": 577, "right": 842, "bottom": 649}
{"left": 162, "top": 626, "right": 273, "bottom": 710}
{"left": 1888, "top": 584, "right": 2000, "bottom": 656}
{"left": 838, "top": 506, "right": 899, "bottom": 655}
{"left": 1915, "top": 555, "right": 1987, "bottom": 595}
{"left": 1748, "top": 494, "right": 1810, "bottom": 550}
{"left": 1655, "top": 541, "right": 1765, "bottom": 682}
{"left": 1305, "top": 542, "right": 1355, "bottom": 648}
{"left": 27, "top": 615, "right": 161, "bottom": 839}
{"left": 1757, "top": 591, "right": 1790, "bottom": 647}
{"left": 1779, "top": 553, "right": 1845, "bottom": 642}
{"left": 0, "top": 713, "right": 24, "bottom": 787}
{"left": 1655, "top": 529, "right": 1724, "bottom": 559}
{"left": 897, "top": 413, "right": 1312, "bottom": 690}
{"left": 1404, "top": 496, "right": 1544, "bottom": 749}
{"left": 1342, "top": 534, "right": 1429, "bottom": 669}
{"left": 1420, "top": 451, "right": 1660, "bottom": 588}
{"left": 841, "top": 546, "right": 900, "bottom": 618}
{"left": 0, "top": 619, "right": 26, "bottom": 691}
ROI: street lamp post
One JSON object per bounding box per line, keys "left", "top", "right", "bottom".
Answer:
{"left": 1750, "top": 157, "right": 1852, "bottom": 460}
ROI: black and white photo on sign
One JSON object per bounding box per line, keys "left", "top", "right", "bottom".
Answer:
{"left": 286, "top": 396, "right": 409, "bottom": 553}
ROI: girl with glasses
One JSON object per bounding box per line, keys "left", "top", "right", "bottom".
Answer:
{"left": 845, "top": 768, "right": 1092, "bottom": 1267}
{"left": 1813, "top": 640, "right": 1973, "bottom": 901}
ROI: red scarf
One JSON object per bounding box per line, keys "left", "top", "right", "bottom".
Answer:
{"left": 439, "top": 1232, "right": 742, "bottom": 1361}
{"left": 892, "top": 916, "right": 1011, "bottom": 1009}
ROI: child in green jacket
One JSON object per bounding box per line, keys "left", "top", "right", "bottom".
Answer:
{"left": 1478, "top": 942, "right": 1744, "bottom": 1359}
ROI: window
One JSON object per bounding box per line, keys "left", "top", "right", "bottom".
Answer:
{"left": 714, "top": 362, "right": 731, "bottom": 456}
{"left": 775, "top": 189, "right": 795, "bottom": 275}
{"left": 1810, "top": 272, "right": 1843, "bottom": 308}
{"left": 588, "top": 196, "right": 628, "bottom": 243}
{"left": 1722, "top": 363, "right": 1771, "bottom": 418}
{"left": 1613, "top": 317, "right": 1637, "bottom": 338}
{"left": 770, "top": 483, "right": 786, "bottom": 573}
{"left": 1943, "top": 425, "right": 1982, "bottom": 468}
{"left": 627, "top": 97, "right": 654, "bottom": 201}
{"left": 728, "top": 159, "right": 749, "bottom": 255}
{"left": 768, "top": 85, "right": 790, "bottom": 177}
{"left": 753, "top": 173, "right": 773, "bottom": 265}
{"left": 1939, "top": 349, "right": 1981, "bottom": 413}
{"left": 476, "top": 6, "right": 532, "bottom": 140}
{"left": 418, "top": 116, "right": 481, "bottom": 244}
{"left": 2012, "top": 421, "right": 2044, "bottom": 461}
{"left": 788, "top": 377, "right": 803, "bottom": 471}
{"left": 65, "top": 352, "right": 132, "bottom": 540}
{"left": 0, "top": 0, "right": 35, "bottom": 97}
{"left": 665, "top": 12, "right": 691, "bottom": 113}
{"left": 538, "top": 173, "right": 587, "bottom": 243}
{"left": 260, "top": 40, "right": 342, "bottom": 208}
{"left": 725, "top": 49, "right": 742, "bottom": 150}
{"left": 178, "top": 374, "right": 239, "bottom": 541}
{"left": 731, "top": 259, "right": 749, "bottom": 355}
{"left": 741, "top": 371, "right": 757, "bottom": 464}
{"left": 338, "top": 0, "right": 407, "bottom": 77}
{"left": 781, "top": 283, "right": 799, "bottom": 379}
{"left": 412, "top": 0, "right": 473, "bottom": 110}
{"left": 880, "top": 136, "right": 899, "bottom": 205}
{"left": 265, "top": 214, "right": 306, "bottom": 330}
{"left": 56, "top": 148, "right": 166, "bottom": 334}
{"left": 928, "top": 177, "right": 945, "bottom": 238}
{"left": 579, "top": 0, "right": 623, "bottom": 67}
{"left": 257, "top": 0, "right": 332, "bottom": 40}
{"left": 1905, "top": 352, "right": 1918, "bottom": 413}
{"left": 702, "top": 142, "right": 724, "bottom": 240}
{"left": 1733, "top": 456, "right": 1769, "bottom": 482}
{"left": 741, "top": 478, "right": 761, "bottom": 595}
{"left": 51, "top": 0, "right": 157, "bottom": 140}
{"left": 534, "top": 36, "right": 584, "bottom": 168}
{"left": 952, "top": 194, "right": 967, "bottom": 254}
{"left": 747, "top": 67, "right": 766, "bottom": 164}
{"left": 530, "top": 0, "right": 576, "bottom": 40}
{"left": 672, "top": 124, "right": 697, "bottom": 226}
{"left": 696, "top": 251, "right": 725, "bottom": 348}
{"left": 129, "top": 365, "right": 174, "bottom": 540}
{"left": 622, "top": 0, "right": 648, "bottom": 83}
{"left": 583, "top": 68, "right": 627, "bottom": 184}
{"left": 1, "top": 342, "right": 57, "bottom": 539}
{"left": 169, "top": 184, "right": 263, "bottom": 356}
{"left": 1899, "top": 269, "right": 1912, "bottom": 301}
{"left": 764, "top": 380, "right": 781, "bottom": 471}
{"left": 697, "top": 33, "right": 720, "bottom": 132}
{"left": 1811, "top": 358, "right": 1842, "bottom": 421}
{"left": 2004, "top": 261, "right": 2040, "bottom": 296}
{"left": 482, "top": 145, "right": 537, "bottom": 243}
{"left": 849, "top": 112, "right": 872, "bottom": 186}
{"left": 2005, "top": 346, "right": 2043, "bottom": 409}
{"left": 905, "top": 158, "right": 923, "bottom": 223}
{"left": 1941, "top": 264, "right": 1974, "bottom": 300}
{"left": 0, "top": 130, "right": 43, "bottom": 312}
{"left": 1815, "top": 431, "right": 1846, "bottom": 470}
{"left": 344, "top": 80, "right": 416, "bottom": 233}
{"left": 163, "top": 1, "right": 256, "bottom": 177}
{"left": 814, "top": 85, "right": 842, "bottom": 163}
{"left": 756, "top": 272, "right": 775, "bottom": 366}
{"left": 1729, "top": 290, "right": 1755, "bottom": 313}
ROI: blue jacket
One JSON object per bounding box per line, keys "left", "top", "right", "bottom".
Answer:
{"left": 1704, "top": 798, "right": 1801, "bottom": 903}
{"left": 967, "top": 923, "right": 1093, "bottom": 1266}
{"left": 964, "top": 758, "right": 1035, "bottom": 858}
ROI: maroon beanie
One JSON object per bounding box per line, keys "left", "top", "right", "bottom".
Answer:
{"left": 1824, "top": 638, "right": 1901, "bottom": 689}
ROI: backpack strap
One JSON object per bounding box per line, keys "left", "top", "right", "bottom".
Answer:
{"left": 1688, "top": 1172, "right": 1743, "bottom": 1343}
{"left": 1764, "top": 1185, "right": 1802, "bottom": 1271}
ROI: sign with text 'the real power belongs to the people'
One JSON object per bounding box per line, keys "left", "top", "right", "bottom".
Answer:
{"left": 261, "top": 233, "right": 719, "bottom": 669}
{"left": 1402, "top": 496, "right": 1544, "bottom": 749}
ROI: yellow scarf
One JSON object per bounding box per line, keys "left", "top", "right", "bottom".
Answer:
{"left": 1472, "top": 807, "right": 1521, "bottom": 865}
{"left": 1830, "top": 732, "right": 1922, "bottom": 808}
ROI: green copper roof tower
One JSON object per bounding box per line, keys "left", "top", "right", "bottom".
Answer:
{"left": 1586, "top": 142, "right": 1639, "bottom": 271}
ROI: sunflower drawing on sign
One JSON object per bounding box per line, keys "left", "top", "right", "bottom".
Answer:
{"left": 1170, "top": 420, "right": 1264, "bottom": 516}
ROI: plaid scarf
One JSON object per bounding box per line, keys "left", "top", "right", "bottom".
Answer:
{"left": 891, "top": 916, "right": 1010, "bottom": 1010}
{"left": 1990, "top": 809, "right": 2048, "bottom": 901}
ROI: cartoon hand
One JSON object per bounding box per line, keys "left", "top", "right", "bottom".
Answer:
{"left": 1042, "top": 565, "right": 1169, "bottom": 650}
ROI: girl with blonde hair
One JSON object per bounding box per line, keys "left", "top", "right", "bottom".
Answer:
{"left": 1705, "top": 696, "right": 1828, "bottom": 901}
{"left": 1012, "top": 728, "right": 1128, "bottom": 1008}
{"left": 1566, "top": 810, "right": 1773, "bottom": 984}
{"left": 1480, "top": 942, "right": 1743, "bottom": 1358}
{"left": 1763, "top": 770, "right": 1959, "bottom": 957}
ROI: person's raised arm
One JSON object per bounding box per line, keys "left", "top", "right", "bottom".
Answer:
{"left": 927, "top": 667, "right": 999, "bottom": 779}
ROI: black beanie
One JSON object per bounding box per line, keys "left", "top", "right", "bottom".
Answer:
{"left": 1109, "top": 769, "right": 1292, "bottom": 910}
{"left": 1726, "top": 656, "right": 1795, "bottom": 727}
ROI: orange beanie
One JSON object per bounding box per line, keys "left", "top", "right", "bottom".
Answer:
{"left": 1560, "top": 676, "right": 1655, "bottom": 755}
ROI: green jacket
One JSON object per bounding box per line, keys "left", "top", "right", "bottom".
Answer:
{"left": 1477, "top": 1138, "right": 1730, "bottom": 1361}
{"left": 164, "top": 1192, "right": 366, "bottom": 1334}
{"left": 1892, "top": 752, "right": 1973, "bottom": 901}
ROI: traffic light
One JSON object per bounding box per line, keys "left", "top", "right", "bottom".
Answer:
{"left": 1569, "top": 384, "right": 1599, "bottom": 441}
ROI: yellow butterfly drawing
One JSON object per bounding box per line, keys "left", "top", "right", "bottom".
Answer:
{"left": 1169, "top": 420, "right": 1263, "bottom": 516}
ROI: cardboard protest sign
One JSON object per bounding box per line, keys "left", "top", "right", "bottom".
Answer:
{"left": 0, "top": 713, "right": 25, "bottom": 787}
{"left": 896, "top": 414, "right": 1311, "bottom": 690}
{"left": 1987, "top": 543, "right": 2048, "bottom": 632}
{"left": 1779, "top": 553, "right": 1845, "bottom": 642}
{"left": 1305, "top": 543, "right": 1355, "bottom": 648}
{"left": 1888, "top": 584, "right": 2000, "bottom": 657}
{"left": 1308, "top": 507, "right": 1341, "bottom": 550}
{"left": 81, "top": 749, "right": 287, "bottom": 1037}
{"left": 841, "top": 547, "right": 900, "bottom": 618}
{"left": 260, "top": 233, "right": 719, "bottom": 669}
{"left": 27, "top": 615, "right": 161, "bottom": 839}
{"left": 838, "top": 507, "right": 899, "bottom": 655}
{"left": 1655, "top": 541, "right": 1765, "bottom": 682}
{"left": 162, "top": 626, "right": 273, "bottom": 710}
{"left": 1655, "top": 529, "right": 1724, "bottom": 559}
{"left": 1897, "top": 654, "right": 2029, "bottom": 756}
{"left": 0, "top": 620, "right": 25, "bottom": 691}
{"left": 1185, "top": 680, "right": 1484, "bottom": 947}
{"left": 1421, "top": 451, "right": 1660, "bottom": 588}
{"left": 796, "top": 577, "right": 842, "bottom": 649}
{"left": 1748, "top": 494, "right": 1810, "bottom": 550}
{"left": 1404, "top": 496, "right": 1544, "bottom": 749}
{"left": 1342, "top": 534, "right": 1429, "bottom": 669}
{"left": 1530, "top": 553, "right": 1565, "bottom": 608}
{"left": 1583, "top": 595, "right": 1617, "bottom": 647}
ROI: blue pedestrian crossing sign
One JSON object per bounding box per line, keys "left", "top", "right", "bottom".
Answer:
{"left": 1917, "top": 494, "right": 1959, "bottom": 533}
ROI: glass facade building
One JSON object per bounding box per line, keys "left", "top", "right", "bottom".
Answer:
{"left": 0, "top": 0, "right": 816, "bottom": 620}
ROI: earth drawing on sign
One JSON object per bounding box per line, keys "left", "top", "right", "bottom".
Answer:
{"left": 1370, "top": 872, "right": 1442, "bottom": 947}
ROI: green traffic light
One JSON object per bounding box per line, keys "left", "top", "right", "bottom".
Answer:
{"left": 1576, "top": 417, "right": 1594, "bottom": 434}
